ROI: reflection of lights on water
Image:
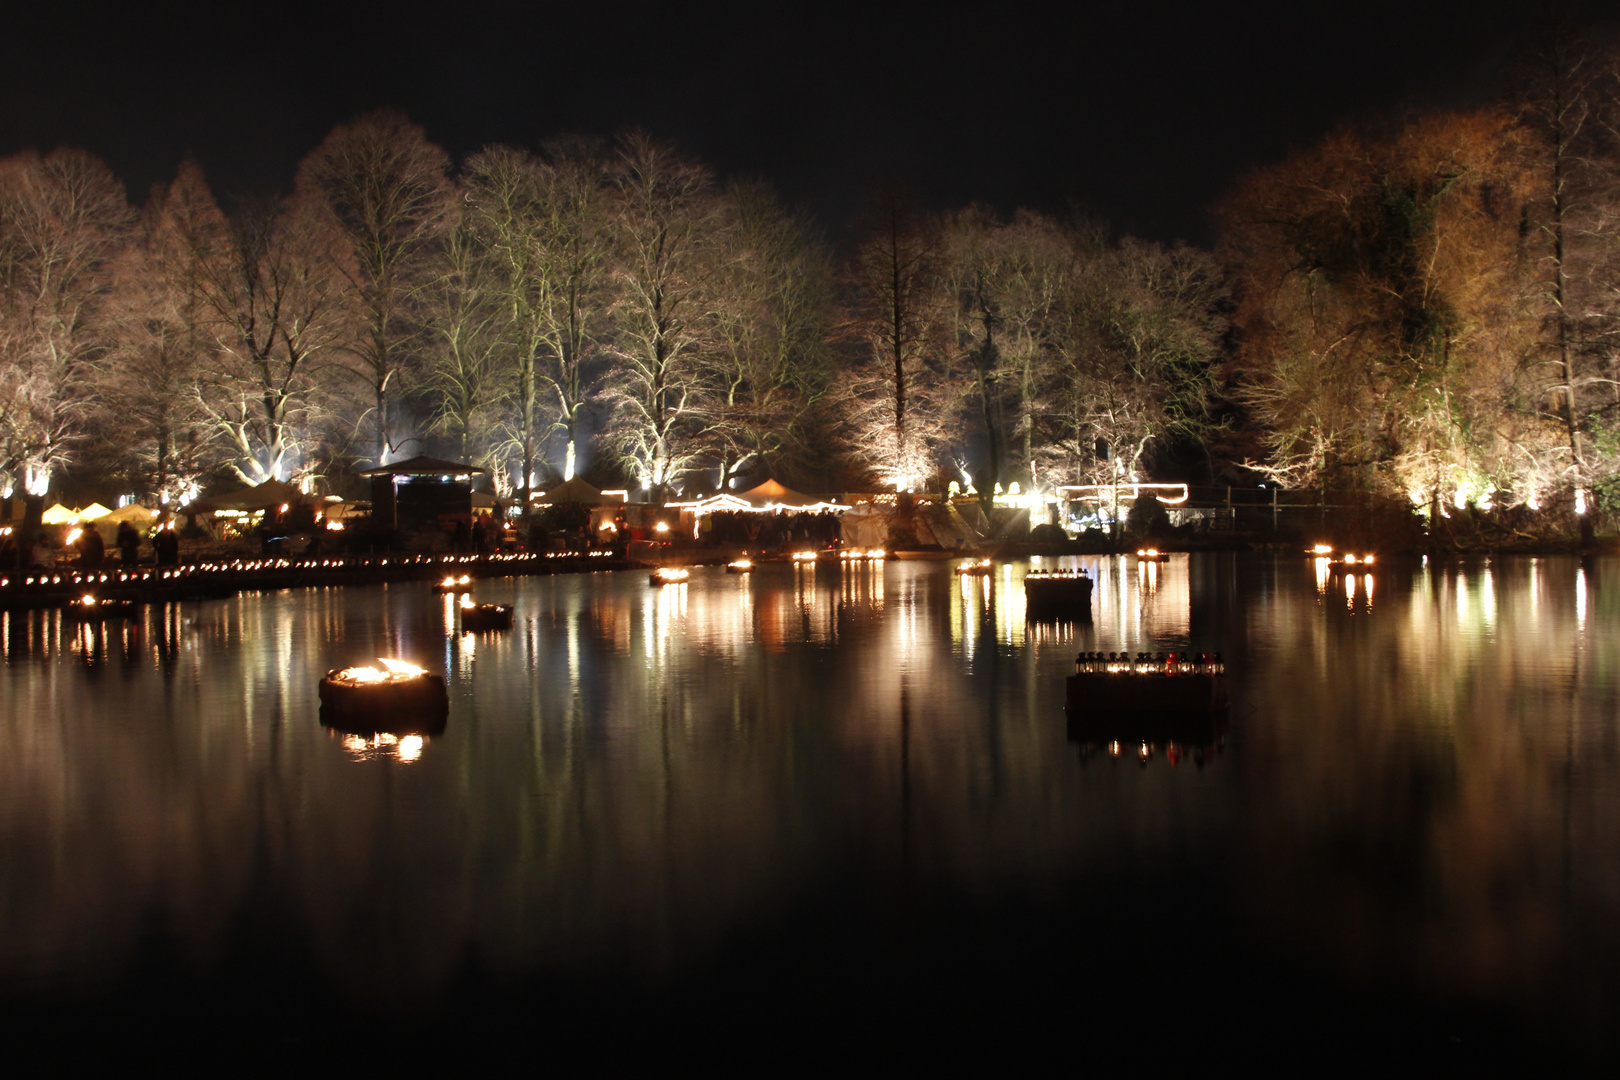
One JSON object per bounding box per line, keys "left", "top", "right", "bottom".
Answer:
{"left": 1364, "top": 574, "right": 1374, "bottom": 607}
{"left": 1577, "top": 567, "right": 1587, "bottom": 629}
{"left": 1345, "top": 574, "right": 1355, "bottom": 607}
{"left": 1314, "top": 557, "right": 1330, "bottom": 594}
{"left": 340, "top": 731, "right": 427, "bottom": 763}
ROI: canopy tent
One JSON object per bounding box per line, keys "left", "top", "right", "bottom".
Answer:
{"left": 183, "top": 478, "right": 301, "bottom": 514}
{"left": 737, "top": 479, "right": 818, "bottom": 508}
{"left": 356, "top": 455, "right": 487, "bottom": 478}
{"left": 39, "top": 502, "right": 117, "bottom": 525}
{"left": 537, "top": 477, "right": 606, "bottom": 505}
{"left": 100, "top": 504, "right": 162, "bottom": 527}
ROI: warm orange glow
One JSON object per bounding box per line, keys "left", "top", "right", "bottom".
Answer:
{"left": 397, "top": 735, "right": 424, "bottom": 762}
{"left": 1311, "top": 544, "right": 1333, "bottom": 555}
{"left": 792, "top": 551, "right": 816, "bottom": 561}
{"left": 654, "top": 521, "right": 670, "bottom": 533}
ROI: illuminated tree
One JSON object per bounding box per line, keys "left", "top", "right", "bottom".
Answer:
{"left": 463, "top": 140, "right": 611, "bottom": 498}
{"left": 0, "top": 149, "right": 129, "bottom": 506}
{"left": 703, "top": 180, "right": 833, "bottom": 488}
{"left": 943, "top": 207, "right": 1078, "bottom": 497}
{"left": 187, "top": 185, "right": 349, "bottom": 486}
{"left": 420, "top": 193, "right": 508, "bottom": 477}
{"left": 1219, "top": 111, "right": 1551, "bottom": 510}
{"left": 838, "top": 186, "right": 951, "bottom": 490}
{"left": 98, "top": 162, "right": 220, "bottom": 505}
{"left": 298, "top": 110, "right": 452, "bottom": 466}
{"left": 601, "top": 133, "right": 723, "bottom": 498}
{"left": 1033, "top": 236, "right": 1225, "bottom": 490}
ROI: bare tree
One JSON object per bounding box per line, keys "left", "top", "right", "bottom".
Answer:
{"left": 464, "top": 140, "right": 611, "bottom": 499}
{"left": 0, "top": 148, "right": 129, "bottom": 508}
{"left": 704, "top": 180, "right": 833, "bottom": 488}
{"left": 298, "top": 111, "right": 452, "bottom": 466}
{"left": 97, "top": 162, "right": 219, "bottom": 504}
{"left": 601, "top": 133, "right": 723, "bottom": 499}
{"left": 188, "top": 184, "right": 349, "bottom": 486}
{"left": 421, "top": 190, "right": 508, "bottom": 477}
{"left": 838, "top": 185, "right": 951, "bottom": 490}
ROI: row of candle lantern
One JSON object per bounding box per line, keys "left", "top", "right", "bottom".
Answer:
{"left": 1074, "top": 651, "right": 1225, "bottom": 675}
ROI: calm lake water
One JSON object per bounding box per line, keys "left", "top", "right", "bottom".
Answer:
{"left": 2, "top": 555, "right": 1618, "bottom": 1071}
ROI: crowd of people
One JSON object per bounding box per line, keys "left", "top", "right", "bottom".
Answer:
{"left": 0, "top": 522, "right": 181, "bottom": 571}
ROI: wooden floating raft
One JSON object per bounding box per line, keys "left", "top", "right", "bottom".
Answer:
{"left": 318, "top": 659, "right": 449, "bottom": 735}
{"left": 1024, "top": 571, "right": 1093, "bottom": 619}
{"left": 458, "top": 600, "right": 514, "bottom": 631}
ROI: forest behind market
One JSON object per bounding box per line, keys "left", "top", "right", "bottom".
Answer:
{"left": 5, "top": 23, "right": 1620, "bottom": 548}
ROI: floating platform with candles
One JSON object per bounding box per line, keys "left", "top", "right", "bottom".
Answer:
{"left": 433, "top": 573, "right": 474, "bottom": 593}
{"left": 1024, "top": 570, "right": 1093, "bottom": 619}
{"left": 1066, "top": 653, "right": 1228, "bottom": 715}
{"left": 318, "top": 658, "right": 449, "bottom": 734}
{"left": 956, "top": 558, "right": 993, "bottom": 575}
{"left": 725, "top": 558, "right": 753, "bottom": 573}
{"left": 457, "top": 597, "right": 514, "bottom": 631}
{"left": 1135, "top": 547, "right": 1170, "bottom": 562}
{"left": 62, "top": 594, "right": 139, "bottom": 620}
{"left": 650, "top": 567, "right": 690, "bottom": 586}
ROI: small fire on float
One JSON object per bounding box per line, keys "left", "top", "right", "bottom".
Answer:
{"left": 1135, "top": 548, "right": 1169, "bottom": 561}
{"left": 318, "top": 657, "right": 448, "bottom": 734}
{"left": 956, "top": 558, "right": 992, "bottom": 575}
{"left": 433, "top": 574, "right": 473, "bottom": 593}
{"left": 726, "top": 558, "right": 753, "bottom": 573}
{"left": 458, "top": 594, "right": 514, "bottom": 631}
{"left": 650, "top": 567, "right": 690, "bottom": 586}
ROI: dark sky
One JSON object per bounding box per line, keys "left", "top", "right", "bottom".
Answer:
{"left": 2, "top": 1, "right": 1612, "bottom": 245}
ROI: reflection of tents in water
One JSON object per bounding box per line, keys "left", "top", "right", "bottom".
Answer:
{"left": 183, "top": 479, "right": 301, "bottom": 514}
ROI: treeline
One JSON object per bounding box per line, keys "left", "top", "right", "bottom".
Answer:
{"left": 12, "top": 19, "right": 1620, "bottom": 533}
{"left": 1220, "top": 24, "right": 1620, "bottom": 532}
{"left": 0, "top": 114, "right": 1224, "bottom": 509}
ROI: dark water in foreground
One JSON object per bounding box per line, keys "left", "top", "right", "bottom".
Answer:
{"left": 2, "top": 555, "right": 1618, "bottom": 1071}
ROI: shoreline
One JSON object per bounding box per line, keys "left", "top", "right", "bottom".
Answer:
{"left": 0, "top": 551, "right": 638, "bottom": 611}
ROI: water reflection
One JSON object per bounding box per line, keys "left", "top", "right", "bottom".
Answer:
{"left": 0, "top": 556, "right": 1616, "bottom": 1059}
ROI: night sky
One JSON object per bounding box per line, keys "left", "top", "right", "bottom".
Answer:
{"left": 2, "top": 1, "right": 1613, "bottom": 245}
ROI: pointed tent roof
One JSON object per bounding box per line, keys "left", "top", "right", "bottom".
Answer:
{"left": 40, "top": 503, "right": 78, "bottom": 525}
{"left": 356, "top": 455, "right": 487, "bottom": 477}
{"left": 539, "top": 477, "right": 605, "bottom": 505}
{"left": 737, "top": 478, "right": 816, "bottom": 507}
